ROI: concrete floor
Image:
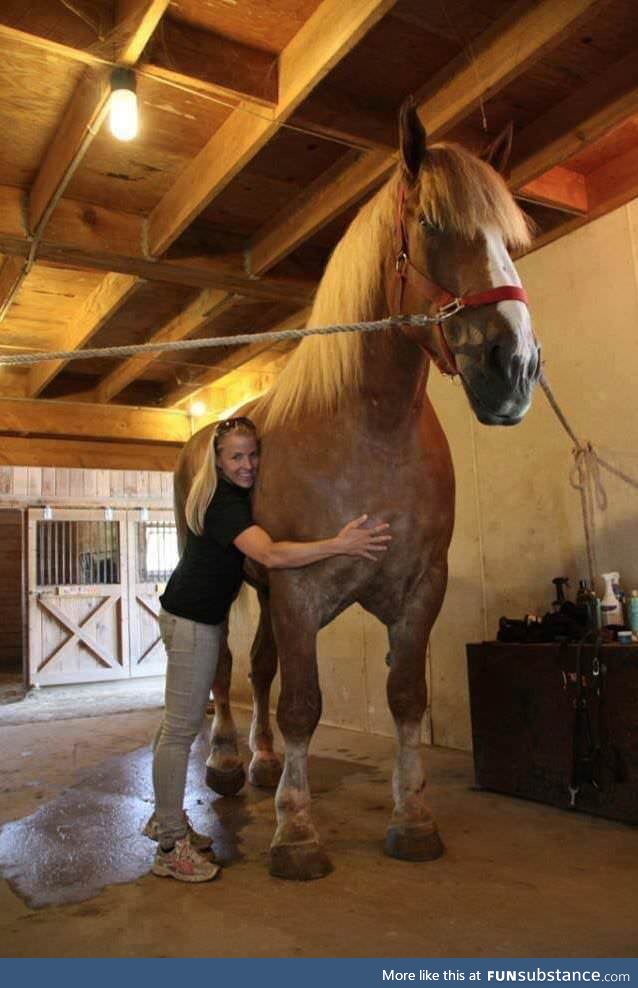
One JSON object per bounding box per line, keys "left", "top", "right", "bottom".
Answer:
{"left": 0, "top": 700, "right": 636, "bottom": 958}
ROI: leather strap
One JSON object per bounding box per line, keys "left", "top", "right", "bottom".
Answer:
{"left": 393, "top": 185, "right": 529, "bottom": 375}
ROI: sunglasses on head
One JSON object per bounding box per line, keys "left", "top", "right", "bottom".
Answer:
{"left": 214, "top": 416, "right": 256, "bottom": 436}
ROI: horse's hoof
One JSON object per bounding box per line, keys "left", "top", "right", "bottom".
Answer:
{"left": 248, "top": 754, "right": 282, "bottom": 789}
{"left": 269, "top": 842, "right": 333, "bottom": 881}
{"left": 384, "top": 824, "right": 444, "bottom": 862}
{"left": 205, "top": 763, "right": 246, "bottom": 796}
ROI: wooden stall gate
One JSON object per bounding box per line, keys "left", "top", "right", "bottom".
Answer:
{"left": 27, "top": 508, "right": 178, "bottom": 686}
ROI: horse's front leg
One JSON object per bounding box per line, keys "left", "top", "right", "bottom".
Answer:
{"left": 206, "top": 624, "right": 246, "bottom": 796}
{"left": 384, "top": 561, "right": 447, "bottom": 861}
{"left": 268, "top": 587, "right": 330, "bottom": 881}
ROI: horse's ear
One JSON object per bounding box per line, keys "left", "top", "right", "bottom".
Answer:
{"left": 399, "top": 97, "right": 427, "bottom": 184}
{"left": 481, "top": 122, "right": 513, "bottom": 176}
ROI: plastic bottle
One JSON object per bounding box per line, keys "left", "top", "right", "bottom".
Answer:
{"left": 628, "top": 590, "right": 638, "bottom": 634}
{"left": 601, "top": 572, "right": 623, "bottom": 625}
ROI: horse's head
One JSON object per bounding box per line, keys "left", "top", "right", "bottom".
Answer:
{"left": 393, "top": 100, "right": 540, "bottom": 426}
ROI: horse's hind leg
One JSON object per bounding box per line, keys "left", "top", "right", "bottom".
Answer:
{"left": 384, "top": 568, "right": 447, "bottom": 862}
{"left": 248, "top": 588, "right": 282, "bottom": 789}
{"left": 206, "top": 624, "right": 246, "bottom": 796}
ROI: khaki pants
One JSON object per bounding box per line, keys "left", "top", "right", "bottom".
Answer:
{"left": 152, "top": 608, "right": 222, "bottom": 847}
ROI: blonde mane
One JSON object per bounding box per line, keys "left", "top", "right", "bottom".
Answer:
{"left": 257, "top": 144, "right": 531, "bottom": 431}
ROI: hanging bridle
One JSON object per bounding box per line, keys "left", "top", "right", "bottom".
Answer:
{"left": 393, "top": 185, "right": 530, "bottom": 376}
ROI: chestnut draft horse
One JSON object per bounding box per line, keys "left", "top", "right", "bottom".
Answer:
{"left": 174, "top": 102, "right": 541, "bottom": 880}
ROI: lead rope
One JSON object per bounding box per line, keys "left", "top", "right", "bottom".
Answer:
{"left": 540, "top": 373, "right": 638, "bottom": 587}
{"left": 0, "top": 312, "right": 457, "bottom": 368}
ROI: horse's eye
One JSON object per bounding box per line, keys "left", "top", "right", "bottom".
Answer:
{"left": 418, "top": 214, "right": 439, "bottom": 232}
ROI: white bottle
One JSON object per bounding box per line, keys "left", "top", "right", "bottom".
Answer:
{"left": 600, "top": 572, "right": 623, "bottom": 625}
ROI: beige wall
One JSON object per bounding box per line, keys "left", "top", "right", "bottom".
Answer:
{"left": 230, "top": 200, "right": 638, "bottom": 752}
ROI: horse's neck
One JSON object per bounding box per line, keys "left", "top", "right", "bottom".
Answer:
{"left": 357, "top": 328, "right": 429, "bottom": 436}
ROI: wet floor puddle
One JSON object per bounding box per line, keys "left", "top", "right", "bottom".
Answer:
{"left": 0, "top": 736, "right": 384, "bottom": 909}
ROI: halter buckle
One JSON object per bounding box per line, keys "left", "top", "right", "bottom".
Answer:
{"left": 395, "top": 251, "right": 408, "bottom": 275}
{"left": 437, "top": 298, "right": 464, "bottom": 320}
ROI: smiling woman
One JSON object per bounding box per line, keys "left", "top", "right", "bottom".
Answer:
{"left": 148, "top": 414, "right": 391, "bottom": 883}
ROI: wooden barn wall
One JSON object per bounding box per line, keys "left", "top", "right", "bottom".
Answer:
{"left": 0, "top": 467, "right": 173, "bottom": 506}
{"left": 0, "top": 510, "right": 23, "bottom": 670}
{"left": 424, "top": 196, "right": 638, "bottom": 751}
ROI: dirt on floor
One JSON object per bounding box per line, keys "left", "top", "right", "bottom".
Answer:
{"left": 0, "top": 702, "right": 636, "bottom": 958}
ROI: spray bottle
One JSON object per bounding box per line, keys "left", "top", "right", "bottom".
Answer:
{"left": 601, "top": 572, "right": 623, "bottom": 625}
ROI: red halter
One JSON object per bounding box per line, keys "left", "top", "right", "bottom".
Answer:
{"left": 393, "top": 185, "right": 529, "bottom": 376}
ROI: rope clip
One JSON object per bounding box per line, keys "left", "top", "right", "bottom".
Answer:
{"left": 437, "top": 298, "right": 465, "bottom": 320}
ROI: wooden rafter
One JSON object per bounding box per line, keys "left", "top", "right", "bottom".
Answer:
{"left": 248, "top": 150, "right": 394, "bottom": 277}
{"left": 0, "top": 256, "right": 26, "bottom": 321}
{"left": 414, "top": 0, "right": 605, "bottom": 139}
{"left": 28, "top": 68, "right": 111, "bottom": 237}
{"left": 27, "top": 273, "right": 142, "bottom": 398}
{"left": 0, "top": 435, "right": 179, "bottom": 471}
{"left": 145, "top": 0, "right": 398, "bottom": 256}
{"left": 0, "top": 14, "right": 388, "bottom": 153}
{"left": 93, "top": 289, "right": 235, "bottom": 403}
{"left": 509, "top": 50, "right": 638, "bottom": 190}
{"left": 524, "top": 139, "right": 638, "bottom": 256}
{"left": 516, "top": 166, "right": 588, "bottom": 215}
{"left": 113, "top": 0, "right": 171, "bottom": 66}
{"left": 0, "top": 396, "right": 189, "bottom": 444}
{"left": 0, "top": 186, "right": 316, "bottom": 304}
{"left": 163, "top": 308, "right": 310, "bottom": 407}
{"left": 142, "top": 16, "right": 278, "bottom": 105}
{"left": 245, "top": 0, "right": 604, "bottom": 277}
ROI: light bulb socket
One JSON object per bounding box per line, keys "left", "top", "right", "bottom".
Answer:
{"left": 111, "top": 67, "right": 136, "bottom": 95}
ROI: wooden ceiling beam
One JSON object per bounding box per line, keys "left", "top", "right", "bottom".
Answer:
{"left": 246, "top": 0, "right": 602, "bottom": 277}
{"left": 141, "top": 16, "right": 277, "bottom": 105}
{"left": 113, "top": 0, "right": 170, "bottom": 65}
{"left": 0, "top": 436, "right": 179, "bottom": 472}
{"left": 28, "top": 68, "right": 111, "bottom": 237}
{"left": 415, "top": 0, "right": 605, "bottom": 139}
{"left": 93, "top": 289, "right": 235, "bottom": 403}
{"left": 26, "top": 273, "right": 142, "bottom": 398}
{"left": 145, "top": 0, "right": 398, "bottom": 256}
{"left": 0, "top": 9, "right": 391, "bottom": 152}
{"left": 0, "top": 257, "right": 27, "bottom": 321}
{"left": 524, "top": 139, "right": 638, "bottom": 256}
{"left": 163, "top": 307, "right": 310, "bottom": 407}
{"left": 0, "top": 396, "right": 189, "bottom": 444}
{"left": 509, "top": 50, "right": 638, "bottom": 190}
{"left": 0, "top": 185, "right": 315, "bottom": 304}
{"left": 248, "top": 150, "right": 393, "bottom": 277}
{"left": 516, "top": 166, "right": 588, "bottom": 215}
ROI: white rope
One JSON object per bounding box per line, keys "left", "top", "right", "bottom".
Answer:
{"left": 0, "top": 312, "right": 450, "bottom": 368}
{"left": 540, "top": 373, "right": 638, "bottom": 586}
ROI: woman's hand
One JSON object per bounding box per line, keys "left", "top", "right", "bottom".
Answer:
{"left": 334, "top": 514, "right": 392, "bottom": 561}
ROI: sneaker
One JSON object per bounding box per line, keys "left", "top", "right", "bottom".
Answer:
{"left": 152, "top": 837, "right": 220, "bottom": 883}
{"left": 142, "top": 812, "right": 213, "bottom": 852}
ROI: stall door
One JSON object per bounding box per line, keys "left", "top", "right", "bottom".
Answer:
{"left": 27, "top": 509, "right": 129, "bottom": 686}
{"left": 127, "top": 511, "right": 179, "bottom": 678}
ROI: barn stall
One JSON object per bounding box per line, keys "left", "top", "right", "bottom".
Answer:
{"left": 0, "top": 0, "right": 637, "bottom": 959}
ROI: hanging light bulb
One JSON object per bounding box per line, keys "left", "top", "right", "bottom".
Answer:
{"left": 109, "top": 68, "right": 138, "bottom": 142}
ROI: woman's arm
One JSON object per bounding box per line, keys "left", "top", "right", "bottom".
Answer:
{"left": 234, "top": 514, "right": 391, "bottom": 569}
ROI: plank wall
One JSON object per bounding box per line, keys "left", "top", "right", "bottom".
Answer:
{"left": 0, "top": 466, "right": 173, "bottom": 507}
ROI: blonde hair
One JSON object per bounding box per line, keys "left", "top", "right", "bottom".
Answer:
{"left": 184, "top": 420, "right": 257, "bottom": 536}
{"left": 257, "top": 144, "right": 531, "bottom": 430}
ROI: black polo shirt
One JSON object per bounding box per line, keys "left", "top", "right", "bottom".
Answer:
{"left": 160, "top": 477, "right": 253, "bottom": 625}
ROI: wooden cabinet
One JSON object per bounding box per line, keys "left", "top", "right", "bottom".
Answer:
{"left": 466, "top": 642, "right": 638, "bottom": 824}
